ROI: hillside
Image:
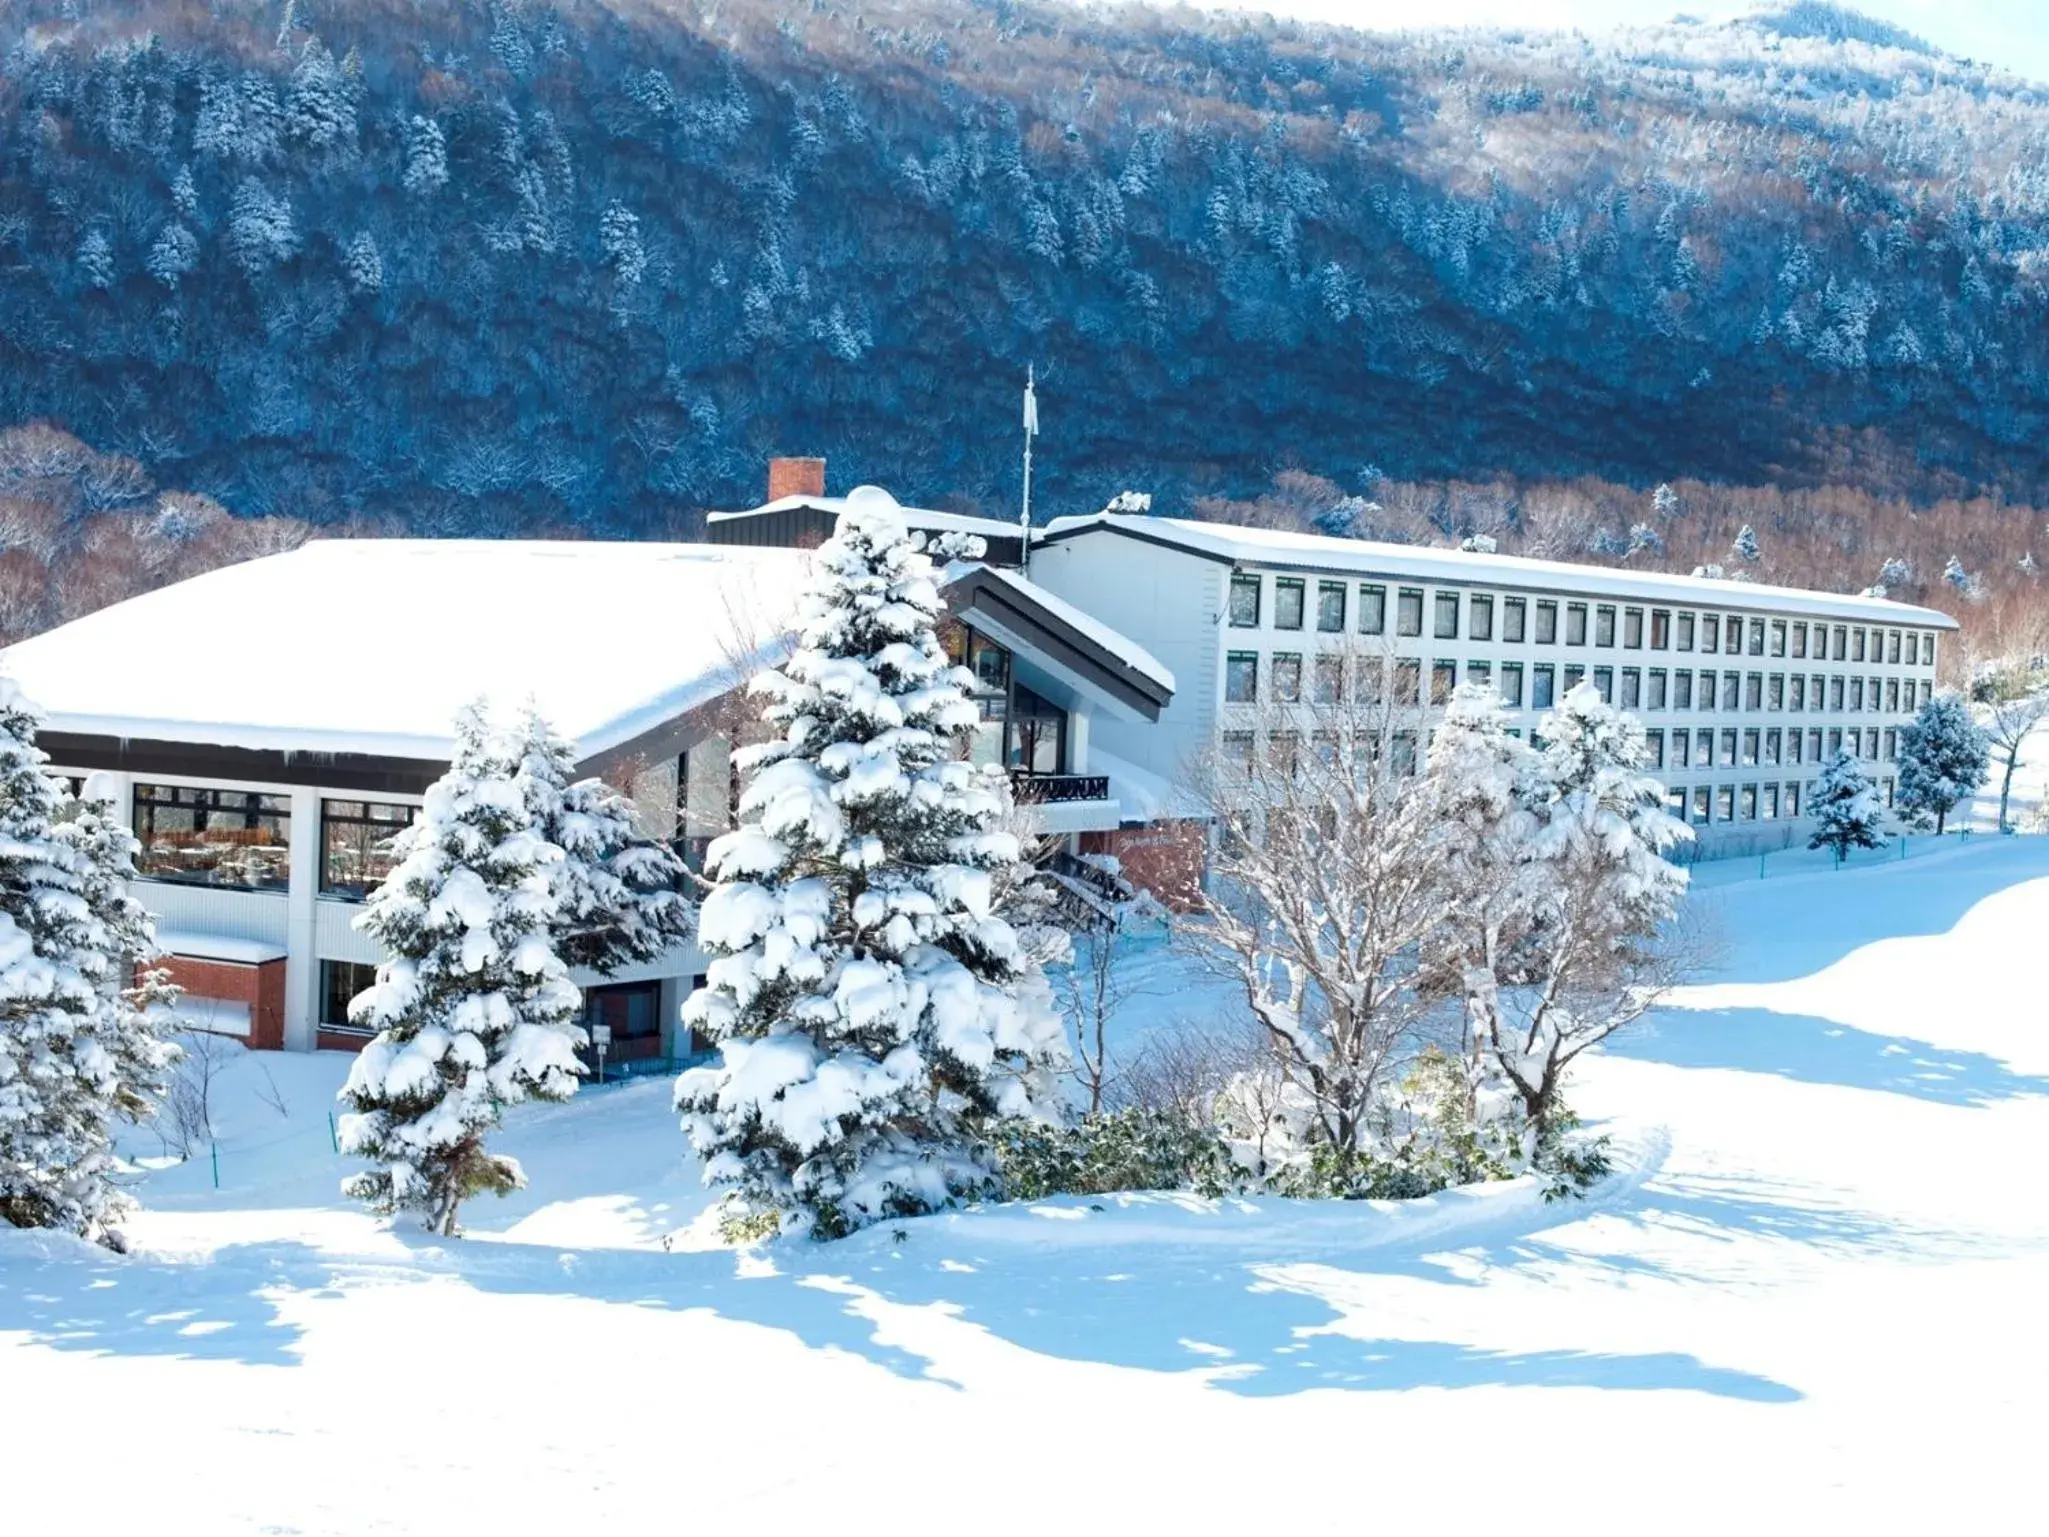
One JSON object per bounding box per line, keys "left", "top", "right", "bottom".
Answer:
{"left": 3, "top": 0, "right": 2049, "bottom": 542}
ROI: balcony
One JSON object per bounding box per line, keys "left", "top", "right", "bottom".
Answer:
{"left": 1011, "top": 771, "right": 1111, "bottom": 803}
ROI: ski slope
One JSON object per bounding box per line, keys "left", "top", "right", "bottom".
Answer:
{"left": 5, "top": 840, "right": 2049, "bottom": 1534}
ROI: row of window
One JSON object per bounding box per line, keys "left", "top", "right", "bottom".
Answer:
{"left": 1646, "top": 725, "right": 1898, "bottom": 773}
{"left": 1223, "top": 652, "right": 1935, "bottom": 717}
{"left": 1224, "top": 572, "right": 1938, "bottom": 666}
{"left": 1666, "top": 777, "right": 1896, "bottom": 826}
{"left": 132, "top": 783, "right": 418, "bottom": 896}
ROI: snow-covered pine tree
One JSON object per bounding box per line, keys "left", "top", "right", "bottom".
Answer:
{"left": 337, "top": 704, "right": 584, "bottom": 1235}
{"left": 1807, "top": 748, "right": 1887, "bottom": 860}
{"left": 676, "top": 489, "right": 1068, "bottom": 1239}
{"left": 1895, "top": 693, "right": 1989, "bottom": 834}
{"left": 0, "top": 684, "right": 177, "bottom": 1248}
{"left": 507, "top": 705, "right": 692, "bottom": 974}
{"left": 1732, "top": 524, "right": 1761, "bottom": 563}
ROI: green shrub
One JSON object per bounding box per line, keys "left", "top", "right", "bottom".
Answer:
{"left": 995, "top": 1109, "right": 1239, "bottom": 1201}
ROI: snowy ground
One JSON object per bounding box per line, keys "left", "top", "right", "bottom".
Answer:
{"left": 7, "top": 841, "right": 2049, "bottom": 1533}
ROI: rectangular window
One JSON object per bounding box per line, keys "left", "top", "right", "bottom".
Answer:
{"left": 1790, "top": 675, "right": 1806, "bottom": 711}
{"left": 1742, "top": 728, "right": 1760, "bottom": 767}
{"left": 1667, "top": 785, "right": 1687, "bottom": 817}
{"left": 1887, "top": 629, "right": 1902, "bottom": 664}
{"left": 1763, "top": 783, "right": 1779, "bottom": 819}
{"left": 1883, "top": 727, "right": 1898, "bottom": 761}
{"left": 1359, "top": 584, "right": 1387, "bottom": 635}
{"left": 1719, "top": 728, "right": 1737, "bottom": 767}
{"left": 1594, "top": 605, "right": 1615, "bottom": 646}
{"left": 1566, "top": 603, "right": 1588, "bottom": 646}
{"left": 319, "top": 959, "right": 380, "bottom": 1032}
{"left": 1646, "top": 730, "right": 1665, "bottom": 769}
{"left": 1499, "top": 662, "right": 1524, "bottom": 708}
{"left": 1722, "top": 673, "right": 1741, "bottom": 712}
{"left": 1828, "top": 727, "right": 1843, "bottom": 757}
{"left": 321, "top": 799, "right": 419, "bottom": 899}
{"left": 1692, "top": 785, "right": 1712, "bottom": 825}
{"left": 1563, "top": 664, "right": 1586, "bottom": 693}
{"left": 1316, "top": 581, "right": 1346, "bottom": 632}
{"left": 1748, "top": 617, "right": 1765, "bottom": 656}
{"left": 1434, "top": 591, "right": 1460, "bottom": 640}
{"left": 1920, "top": 680, "right": 1933, "bottom": 709}
{"left": 1394, "top": 659, "right": 1422, "bottom": 707}
{"left": 1851, "top": 677, "right": 1865, "bottom": 712}
{"left": 1623, "top": 608, "right": 1643, "bottom": 648}
{"left": 1765, "top": 728, "right": 1782, "bottom": 765}
{"left": 1807, "top": 728, "right": 1823, "bottom": 762}
{"left": 1852, "top": 627, "right": 1866, "bottom": 663}
{"left": 1228, "top": 573, "right": 1261, "bottom": 628}
{"left": 132, "top": 783, "right": 291, "bottom": 891}
{"left": 1501, "top": 596, "right": 1527, "bottom": 643}
{"left": 1811, "top": 673, "right": 1826, "bottom": 712}
{"left": 1469, "top": 594, "right": 1494, "bottom": 642}
{"left": 1786, "top": 782, "right": 1802, "bottom": 818}
{"left": 1832, "top": 625, "right": 1848, "bottom": 661}
{"left": 1792, "top": 622, "right": 1809, "bottom": 659}
{"left": 1701, "top": 614, "right": 1720, "bottom": 654}
{"left": 1535, "top": 600, "right": 1559, "bottom": 644}
{"left": 1697, "top": 669, "right": 1715, "bottom": 710}
{"left": 1391, "top": 731, "right": 1418, "bottom": 778}
{"left": 1770, "top": 620, "right": 1787, "bottom": 658}
{"left": 1358, "top": 657, "right": 1386, "bottom": 707}
{"left": 1620, "top": 669, "right": 1641, "bottom": 710}
{"left": 1904, "top": 632, "right": 1918, "bottom": 666}
{"left": 1397, "top": 588, "right": 1424, "bottom": 637}
{"left": 1741, "top": 783, "right": 1759, "bottom": 820}
{"left": 1767, "top": 673, "right": 1784, "bottom": 711}
{"left": 1593, "top": 666, "right": 1614, "bottom": 704}
{"left": 1225, "top": 652, "right": 1259, "bottom": 704}
{"left": 1830, "top": 676, "right": 1845, "bottom": 712}
{"left": 1467, "top": 660, "right": 1492, "bottom": 690}
{"left": 1744, "top": 673, "right": 1762, "bottom": 712}
{"left": 1432, "top": 660, "right": 1457, "bottom": 706}
{"left": 1271, "top": 653, "right": 1302, "bottom": 703}
{"left": 1221, "top": 731, "right": 1256, "bottom": 774}
{"left": 1647, "top": 669, "right": 1667, "bottom": 710}
{"left": 1274, "top": 578, "right": 1305, "bottom": 631}
{"left": 1787, "top": 728, "right": 1803, "bottom": 765}
{"left": 1674, "top": 671, "right": 1693, "bottom": 710}
{"left": 1717, "top": 785, "right": 1736, "bottom": 823}
{"left": 1312, "top": 654, "right": 1344, "bottom": 705}
{"left": 1693, "top": 730, "right": 1712, "bottom": 769}
{"left": 1531, "top": 664, "right": 1556, "bottom": 710}
{"left": 1651, "top": 609, "right": 1671, "bottom": 649}
{"left": 1885, "top": 678, "right": 1900, "bottom": 713}
{"left": 1677, "top": 612, "right": 1696, "bottom": 651}
{"left": 1671, "top": 728, "right": 1690, "bottom": 767}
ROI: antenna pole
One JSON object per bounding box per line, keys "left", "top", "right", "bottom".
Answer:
{"left": 1020, "top": 364, "right": 1036, "bottom": 574}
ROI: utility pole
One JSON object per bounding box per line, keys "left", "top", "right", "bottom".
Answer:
{"left": 1020, "top": 364, "right": 1038, "bottom": 575}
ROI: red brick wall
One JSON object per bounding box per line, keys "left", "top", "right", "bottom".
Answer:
{"left": 159, "top": 955, "right": 287, "bottom": 1051}
{"left": 1080, "top": 818, "right": 1209, "bottom": 911}
{"left": 317, "top": 1028, "right": 372, "bottom": 1054}
{"left": 768, "top": 456, "right": 826, "bottom": 500}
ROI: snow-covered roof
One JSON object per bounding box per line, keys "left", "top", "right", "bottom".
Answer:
{"left": 1, "top": 539, "right": 811, "bottom": 761}
{"left": 709, "top": 493, "right": 1028, "bottom": 541}
{"left": 1089, "top": 745, "right": 1207, "bottom": 823}
{"left": 945, "top": 562, "right": 1176, "bottom": 694}
{"left": 1040, "top": 513, "right": 1962, "bottom": 631}
{"left": 155, "top": 930, "right": 289, "bottom": 965}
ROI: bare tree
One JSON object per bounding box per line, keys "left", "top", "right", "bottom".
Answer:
{"left": 1058, "top": 916, "right": 1143, "bottom": 1114}
{"left": 1978, "top": 673, "right": 2049, "bottom": 832}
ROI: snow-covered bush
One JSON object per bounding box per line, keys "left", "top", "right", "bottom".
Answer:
{"left": 1896, "top": 693, "right": 1989, "bottom": 833}
{"left": 1807, "top": 749, "right": 1886, "bottom": 858}
{"left": 993, "top": 1109, "right": 1236, "bottom": 1200}
{"left": 676, "top": 491, "right": 1068, "bottom": 1240}
{"left": 0, "top": 686, "right": 177, "bottom": 1249}
{"left": 337, "top": 703, "right": 584, "bottom": 1235}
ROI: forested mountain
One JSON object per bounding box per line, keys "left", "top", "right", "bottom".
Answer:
{"left": 4, "top": 0, "right": 2049, "bottom": 542}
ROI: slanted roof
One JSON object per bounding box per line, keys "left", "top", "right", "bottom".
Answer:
{"left": 1040, "top": 512, "right": 1962, "bottom": 631}
{"left": 708, "top": 493, "right": 1027, "bottom": 542}
{"left": 942, "top": 562, "right": 1175, "bottom": 721}
{"left": 1, "top": 539, "right": 810, "bottom": 761}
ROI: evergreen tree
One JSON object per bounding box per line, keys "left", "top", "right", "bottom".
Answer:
{"left": 1807, "top": 749, "right": 1886, "bottom": 860}
{"left": 0, "top": 684, "right": 177, "bottom": 1249}
{"left": 676, "top": 491, "right": 1068, "bottom": 1239}
{"left": 1895, "top": 693, "right": 1989, "bottom": 834}
{"left": 337, "top": 704, "right": 584, "bottom": 1235}
{"left": 506, "top": 705, "right": 692, "bottom": 974}
{"left": 1732, "top": 523, "right": 1761, "bottom": 563}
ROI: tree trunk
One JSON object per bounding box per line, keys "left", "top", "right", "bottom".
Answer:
{"left": 1936, "top": 806, "right": 1947, "bottom": 836}
{"left": 2001, "top": 756, "right": 2019, "bottom": 832}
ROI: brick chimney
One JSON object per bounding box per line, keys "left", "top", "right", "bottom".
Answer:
{"left": 768, "top": 456, "right": 826, "bottom": 501}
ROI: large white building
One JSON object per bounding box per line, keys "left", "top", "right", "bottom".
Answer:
{"left": 0, "top": 463, "right": 1960, "bottom": 1056}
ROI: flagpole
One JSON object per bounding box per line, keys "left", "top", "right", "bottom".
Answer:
{"left": 1020, "top": 364, "right": 1036, "bottom": 575}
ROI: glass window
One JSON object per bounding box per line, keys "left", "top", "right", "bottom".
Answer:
{"left": 1563, "top": 663, "right": 1586, "bottom": 693}
{"left": 1222, "top": 731, "right": 1256, "bottom": 774}
{"left": 585, "top": 980, "right": 663, "bottom": 1049}
{"left": 1747, "top": 617, "right": 1765, "bottom": 656}
{"left": 1391, "top": 731, "right": 1418, "bottom": 777}
{"left": 1498, "top": 662, "right": 1524, "bottom": 707}
{"left": 1397, "top": 588, "right": 1424, "bottom": 637}
{"left": 1887, "top": 629, "right": 1901, "bottom": 664}
{"left": 1790, "top": 675, "right": 1806, "bottom": 711}
{"left": 1693, "top": 730, "right": 1712, "bottom": 768}
{"left": 1676, "top": 612, "right": 1696, "bottom": 651}
{"left": 1274, "top": 578, "right": 1305, "bottom": 630}
{"left": 1316, "top": 581, "right": 1345, "bottom": 632}
{"left": 1009, "top": 682, "right": 1067, "bottom": 773}
{"left": 1469, "top": 594, "right": 1494, "bottom": 642}
{"left": 1271, "top": 653, "right": 1303, "bottom": 703}
{"left": 1787, "top": 729, "right": 1803, "bottom": 764}
{"left": 1763, "top": 783, "right": 1779, "bottom": 819}
{"left": 1792, "top": 622, "right": 1808, "bottom": 659}
{"left": 1885, "top": 678, "right": 1900, "bottom": 713}
{"left": 1596, "top": 605, "right": 1616, "bottom": 646}
{"left": 1646, "top": 730, "right": 1665, "bottom": 769}
{"left": 1531, "top": 664, "right": 1556, "bottom": 710}
{"left": 1770, "top": 620, "right": 1787, "bottom": 657}
{"left": 1313, "top": 654, "right": 1344, "bottom": 705}
{"left": 1716, "top": 785, "right": 1735, "bottom": 822}
{"left": 1593, "top": 666, "right": 1614, "bottom": 704}
{"left": 1667, "top": 785, "right": 1687, "bottom": 817}
{"left": 319, "top": 959, "right": 380, "bottom": 1032}
{"left": 1467, "top": 660, "right": 1491, "bottom": 689}
{"left": 1719, "top": 728, "right": 1737, "bottom": 767}
{"left": 1810, "top": 674, "right": 1825, "bottom": 712}
{"left": 1671, "top": 728, "right": 1690, "bottom": 766}
{"left": 1501, "top": 597, "right": 1526, "bottom": 643}
{"left": 133, "top": 783, "right": 291, "bottom": 891}
{"left": 1741, "top": 783, "right": 1758, "bottom": 820}
{"left": 1904, "top": 632, "right": 1918, "bottom": 666}
{"left": 1225, "top": 652, "right": 1259, "bottom": 703}
{"left": 1358, "top": 584, "right": 1387, "bottom": 635}
{"left": 1920, "top": 679, "right": 1932, "bottom": 709}
{"left": 1358, "top": 657, "right": 1386, "bottom": 706}
{"left": 1786, "top": 782, "right": 1802, "bottom": 818}
{"left": 1647, "top": 669, "right": 1667, "bottom": 710}
{"left": 1623, "top": 607, "right": 1644, "bottom": 648}
{"left": 1228, "top": 573, "right": 1261, "bottom": 627}
{"left": 1674, "top": 670, "right": 1693, "bottom": 710}
{"left": 1741, "top": 728, "right": 1759, "bottom": 767}
{"left": 1565, "top": 603, "right": 1588, "bottom": 645}
{"left": 1807, "top": 728, "right": 1822, "bottom": 761}
{"left": 1434, "top": 591, "right": 1460, "bottom": 639}
{"left": 1829, "top": 676, "right": 1845, "bottom": 711}
{"left": 1431, "top": 660, "right": 1457, "bottom": 706}
{"left": 1394, "top": 659, "right": 1422, "bottom": 706}
{"left": 1692, "top": 785, "right": 1711, "bottom": 824}
{"left": 1883, "top": 727, "right": 1898, "bottom": 761}
{"left": 1768, "top": 673, "right": 1784, "bottom": 711}
{"left": 1744, "top": 673, "right": 1762, "bottom": 712}
{"left": 1851, "top": 677, "right": 1865, "bottom": 712}
{"left": 1701, "top": 614, "right": 1720, "bottom": 654}
{"left": 1765, "top": 728, "right": 1782, "bottom": 765}
{"left": 1851, "top": 627, "right": 1866, "bottom": 662}
{"left": 1651, "top": 609, "right": 1671, "bottom": 649}
{"left": 1832, "top": 625, "right": 1847, "bottom": 661}
{"left": 1827, "top": 727, "right": 1843, "bottom": 757}
{"left": 321, "top": 799, "right": 419, "bottom": 899}
{"left": 1535, "top": 600, "right": 1558, "bottom": 644}
{"left": 1722, "top": 672, "right": 1740, "bottom": 711}
{"left": 1620, "top": 669, "right": 1641, "bottom": 710}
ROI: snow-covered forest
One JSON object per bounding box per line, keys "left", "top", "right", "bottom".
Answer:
{"left": 4, "top": 0, "right": 2049, "bottom": 543}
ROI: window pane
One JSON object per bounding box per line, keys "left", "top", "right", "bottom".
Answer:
{"left": 1502, "top": 597, "right": 1526, "bottom": 642}
{"left": 1499, "top": 662, "right": 1524, "bottom": 707}
{"left": 1469, "top": 594, "right": 1494, "bottom": 642}
{"left": 1359, "top": 584, "right": 1386, "bottom": 635}
{"left": 1229, "top": 574, "right": 1261, "bottom": 627}
{"left": 1702, "top": 615, "right": 1719, "bottom": 653}
{"left": 1566, "top": 604, "right": 1588, "bottom": 645}
{"left": 1532, "top": 664, "right": 1555, "bottom": 709}
{"left": 1272, "top": 653, "right": 1302, "bottom": 702}
{"left": 1397, "top": 589, "right": 1424, "bottom": 637}
{"left": 1674, "top": 671, "right": 1693, "bottom": 709}
{"left": 1317, "top": 581, "right": 1346, "bottom": 632}
{"left": 322, "top": 799, "right": 419, "bottom": 899}
{"left": 320, "top": 959, "right": 381, "bottom": 1030}
{"left": 1623, "top": 608, "right": 1643, "bottom": 648}
{"left": 1275, "top": 579, "right": 1305, "bottom": 631}
{"left": 1226, "top": 652, "right": 1259, "bottom": 703}
{"left": 1535, "top": 601, "right": 1558, "bottom": 644}
{"left": 133, "top": 783, "right": 292, "bottom": 891}
{"left": 1647, "top": 669, "right": 1667, "bottom": 710}
{"left": 1770, "top": 620, "right": 1787, "bottom": 657}
{"left": 1595, "top": 606, "right": 1616, "bottom": 647}
{"left": 1434, "top": 592, "right": 1460, "bottom": 640}
{"left": 1676, "top": 612, "right": 1696, "bottom": 651}
{"left": 1313, "top": 654, "right": 1344, "bottom": 705}
{"left": 1431, "top": 659, "right": 1457, "bottom": 706}
{"left": 1792, "top": 623, "right": 1808, "bottom": 659}
{"left": 1650, "top": 609, "right": 1670, "bottom": 649}
{"left": 1748, "top": 618, "right": 1765, "bottom": 656}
